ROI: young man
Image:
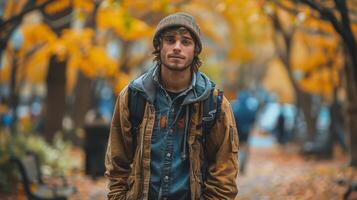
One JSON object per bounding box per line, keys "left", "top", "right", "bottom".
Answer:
{"left": 105, "top": 12, "right": 239, "bottom": 200}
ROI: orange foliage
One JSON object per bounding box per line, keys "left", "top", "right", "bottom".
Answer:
{"left": 79, "top": 46, "right": 117, "bottom": 77}
{"left": 114, "top": 72, "right": 131, "bottom": 93}
{"left": 0, "top": 0, "right": 275, "bottom": 97}
{"left": 292, "top": 17, "right": 342, "bottom": 98}
{"left": 73, "top": 0, "right": 94, "bottom": 12}
{"left": 263, "top": 58, "right": 295, "bottom": 103}
{"left": 41, "top": 0, "right": 72, "bottom": 14}
{"left": 22, "top": 45, "right": 51, "bottom": 83}
{"left": 299, "top": 67, "right": 334, "bottom": 97}
{"left": 97, "top": 5, "right": 153, "bottom": 41}
{"left": 268, "top": 2, "right": 344, "bottom": 100}
{"left": 3, "top": 0, "right": 28, "bottom": 20}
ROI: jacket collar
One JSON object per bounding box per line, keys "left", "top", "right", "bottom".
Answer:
{"left": 130, "top": 62, "right": 213, "bottom": 105}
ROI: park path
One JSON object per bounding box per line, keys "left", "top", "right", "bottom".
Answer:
{"left": 237, "top": 132, "right": 354, "bottom": 200}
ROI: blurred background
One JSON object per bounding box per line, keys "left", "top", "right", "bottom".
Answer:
{"left": 1, "top": 0, "right": 357, "bottom": 199}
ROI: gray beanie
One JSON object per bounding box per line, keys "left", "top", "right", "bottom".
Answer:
{"left": 153, "top": 12, "right": 202, "bottom": 54}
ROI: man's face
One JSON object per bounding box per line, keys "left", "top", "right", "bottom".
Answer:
{"left": 160, "top": 29, "right": 195, "bottom": 72}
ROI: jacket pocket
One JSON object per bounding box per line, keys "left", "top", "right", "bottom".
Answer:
{"left": 230, "top": 126, "right": 239, "bottom": 153}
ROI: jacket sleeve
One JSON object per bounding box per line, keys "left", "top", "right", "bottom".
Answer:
{"left": 105, "top": 86, "right": 134, "bottom": 200}
{"left": 202, "top": 96, "right": 239, "bottom": 200}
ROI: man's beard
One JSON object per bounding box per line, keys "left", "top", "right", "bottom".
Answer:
{"left": 160, "top": 55, "right": 193, "bottom": 72}
{"left": 161, "top": 62, "right": 192, "bottom": 72}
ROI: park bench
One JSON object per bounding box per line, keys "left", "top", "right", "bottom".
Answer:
{"left": 10, "top": 151, "right": 77, "bottom": 200}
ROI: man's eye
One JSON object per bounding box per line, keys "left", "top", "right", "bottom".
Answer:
{"left": 182, "top": 40, "right": 191, "bottom": 46}
{"left": 165, "top": 37, "right": 175, "bottom": 43}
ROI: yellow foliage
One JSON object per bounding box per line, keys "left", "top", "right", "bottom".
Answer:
{"left": 78, "top": 46, "right": 118, "bottom": 78}
{"left": 227, "top": 44, "right": 253, "bottom": 63}
{"left": 61, "top": 28, "right": 94, "bottom": 54}
{"left": 66, "top": 63, "right": 78, "bottom": 94}
{"left": 114, "top": 72, "right": 131, "bottom": 93}
{"left": 41, "top": 0, "right": 72, "bottom": 14}
{"left": 303, "top": 18, "right": 334, "bottom": 33}
{"left": 22, "top": 45, "right": 51, "bottom": 83}
{"left": 0, "top": 65, "right": 11, "bottom": 83}
{"left": 151, "top": 0, "right": 169, "bottom": 12}
{"left": 50, "top": 39, "right": 68, "bottom": 61}
{"left": 3, "top": 0, "right": 27, "bottom": 20}
{"left": 288, "top": 14, "right": 342, "bottom": 98}
{"left": 299, "top": 68, "right": 333, "bottom": 97}
{"left": 18, "top": 21, "right": 120, "bottom": 86}
{"left": 37, "top": 0, "right": 94, "bottom": 13}
{"left": 97, "top": 6, "right": 153, "bottom": 41}
{"left": 73, "top": 0, "right": 94, "bottom": 12}
{"left": 293, "top": 46, "right": 328, "bottom": 72}
{"left": 351, "top": 23, "right": 357, "bottom": 39}
{"left": 263, "top": 58, "right": 295, "bottom": 103}
{"left": 0, "top": 50, "right": 12, "bottom": 83}
{"left": 3, "top": 0, "right": 15, "bottom": 20}
{"left": 15, "top": 24, "right": 56, "bottom": 84}
{"left": 20, "top": 23, "right": 57, "bottom": 55}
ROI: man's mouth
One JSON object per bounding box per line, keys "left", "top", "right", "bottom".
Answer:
{"left": 168, "top": 54, "right": 185, "bottom": 59}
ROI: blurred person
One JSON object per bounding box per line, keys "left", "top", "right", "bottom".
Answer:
{"left": 232, "top": 90, "right": 259, "bottom": 174}
{"left": 276, "top": 108, "right": 287, "bottom": 145}
{"left": 105, "top": 12, "right": 239, "bottom": 200}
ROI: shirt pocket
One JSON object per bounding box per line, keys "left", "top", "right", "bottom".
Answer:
{"left": 230, "top": 125, "right": 239, "bottom": 153}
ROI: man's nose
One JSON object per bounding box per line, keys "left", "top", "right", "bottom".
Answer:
{"left": 173, "top": 41, "right": 182, "bottom": 52}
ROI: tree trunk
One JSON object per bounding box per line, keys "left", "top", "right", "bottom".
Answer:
{"left": 344, "top": 52, "right": 357, "bottom": 166}
{"left": 72, "top": 72, "right": 93, "bottom": 128}
{"left": 40, "top": 5, "right": 72, "bottom": 142}
{"left": 269, "top": 10, "right": 318, "bottom": 143}
{"left": 71, "top": 2, "right": 99, "bottom": 128}
{"left": 43, "top": 55, "right": 66, "bottom": 142}
{"left": 347, "top": 104, "right": 357, "bottom": 166}
{"left": 296, "top": 91, "right": 317, "bottom": 141}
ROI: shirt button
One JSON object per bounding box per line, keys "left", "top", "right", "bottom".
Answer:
{"left": 171, "top": 108, "right": 174, "bottom": 112}
{"left": 164, "top": 176, "right": 169, "bottom": 180}
{"left": 166, "top": 153, "right": 171, "bottom": 157}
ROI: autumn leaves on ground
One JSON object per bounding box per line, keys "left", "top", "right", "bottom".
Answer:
{"left": 3, "top": 133, "right": 354, "bottom": 200}
{"left": 237, "top": 136, "right": 354, "bottom": 199}
{"left": 40, "top": 133, "right": 357, "bottom": 200}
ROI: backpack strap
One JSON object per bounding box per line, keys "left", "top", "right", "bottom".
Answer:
{"left": 202, "top": 88, "right": 224, "bottom": 135}
{"left": 200, "top": 86, "right": 223, "bottom": 183}
{"left": 128, "top": 86, "right": 146, "bottom": 150}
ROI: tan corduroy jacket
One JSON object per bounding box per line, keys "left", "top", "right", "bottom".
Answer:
{"left": 105, "top": 85, "right": 239, "bottom": 200}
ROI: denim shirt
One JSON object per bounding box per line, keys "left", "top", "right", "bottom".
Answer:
{"left": 149, "top": 84, "right": 191, "bottom": 200}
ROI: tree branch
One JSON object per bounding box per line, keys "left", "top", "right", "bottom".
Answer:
{"left": 0, "top": 0, "right": 55, "bottom": 29}
{"left": 298, "top": 0, "right": 345, "bottom": 43}
{"left": 334, "top": 0, "right": 357, "bottom": 81}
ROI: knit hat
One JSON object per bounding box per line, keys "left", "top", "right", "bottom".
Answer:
{"left": 153, "top": 12, "right": 202, "bottom": 54}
